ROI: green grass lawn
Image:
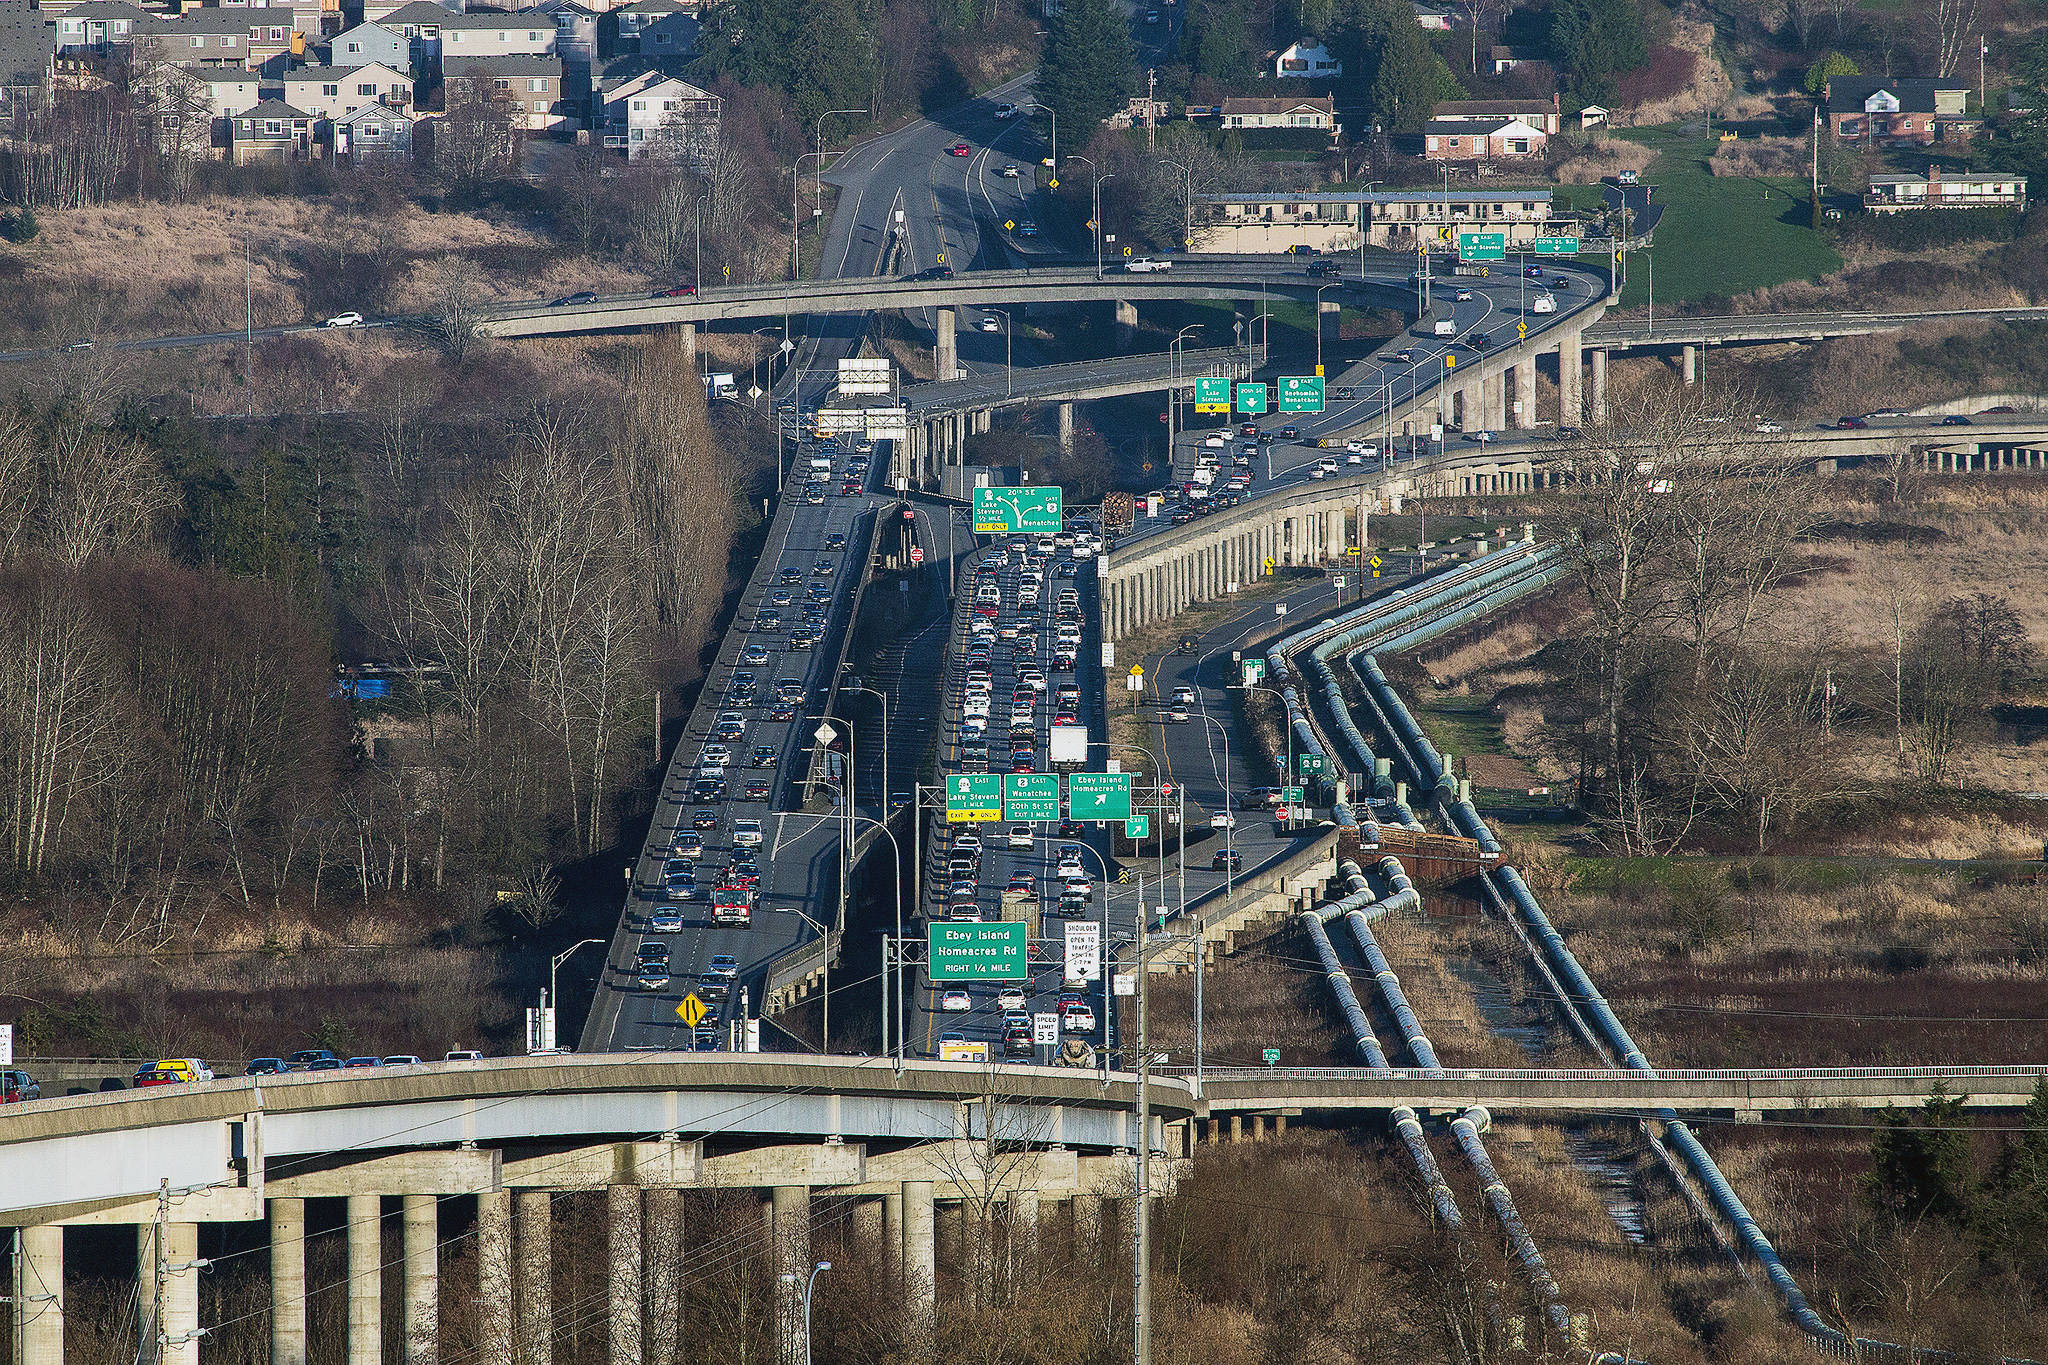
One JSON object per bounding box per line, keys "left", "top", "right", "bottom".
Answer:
{"left": 1414, "top": 688, "right": 1511, "bottom": 759}
{"left": 1564, "top": 127, "right": 1843, "bottom": 308}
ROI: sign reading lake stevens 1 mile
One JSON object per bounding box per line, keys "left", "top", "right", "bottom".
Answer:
{"left": 946, "top": 773, "right": 1003, "bottom": 823}
{"left": 1067, "top": 772, "right": 1133, "bottom": 821}
{"left": 928, "top": 921, "right": 1029, "bottom": 981}
{"left": 973, "top": 485, "right": 1063, "bottom": 534}
{"left": 1194, "top": 377, "right": 1231, "bottom": 413}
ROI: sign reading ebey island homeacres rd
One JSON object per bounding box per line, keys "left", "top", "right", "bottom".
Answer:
{"left": 927, "top": 921, "right": 1028, "bottom": 981}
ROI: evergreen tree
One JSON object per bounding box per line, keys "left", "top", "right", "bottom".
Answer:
{"left": 1982, "top": 1078, "right": 2048, "bottom": 1265}
{"left": 1369, "top": 20, "right": 1463, "bottom": 132}
{"left": 1547, "top": 0, "right": 1646, "bottom": 108}
{"left": 1804, "top": 51, "right": 1860, "bottom": 97}
{"left": 1865, "top": 1084, "right": 1976, "bottom": 1227}
{"left": 1037, "top": 0, "right": 1137, "bottom": 141}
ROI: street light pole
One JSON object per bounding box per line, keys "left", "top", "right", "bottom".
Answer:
{"left": 778, "top": 1261, "right": 831, "bottom": 1365}
{"left": 547, "top": 938, "right": 605, "bottom": 1042}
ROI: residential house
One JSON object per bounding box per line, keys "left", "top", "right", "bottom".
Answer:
{"left": 1487, "top": 45, "right": 1544, "bottom": 75}
{"left": 143, "top": 8, "right": 298, "bottom": 74}
{"left": 49, "top": 2, "right": 148, "bottom": 59}
{"left": 1826, "top": 76, "right": 1975, "bottom": 145}
{"left": 436, "top": 11, "right": 557, "bottom": 69}
{"left": 1430, "top": 96, "right": 1560, "bottom": 134}
{"left": 633, "top": 8, "right": 695, "bottom": 59}
{"left": 1412, "top": 1, "right": 1453, "bottom": 29}
{"left": 444, "top": 52, "right": 564, "bottom": 129}
{"left": 0, "top": 7, "right": 57, "bottom": 119}
{"left": 524, "top": 0, "right": 595, "bottom": 71}
{"left": 324, "top": 20, "right": 408, "bottom": 73}
{"left": 335, "top": 98, "right": 411, "bottom": 159}
{"left": 1423, "top": 115, "right": 1547, "bottom": 159}
{"left": 280, "top": 60, "right": 409, "bottom": 117}
{"left": 359, "top": 0, "right": 458, "bottom": 23}
{"left": 211, "top": 0, "right": 323, "bottom": 50}
{"left": 143, "top": 62, "right": 260, "bottom": 116}
{"left": 1191, "top": 188, "right": 1555, "bottom": 253}
{"left": 228, "top": 95, "right": 313, "bottom": 160}
{"left": 1218, "top": 95, "right": 1334, "bottom": 133}
{"left": 612, "top": 0, "right": 684, "bottom": 49}
{"left": 1866, "top": 165, "right": 2025, "bottom": 212}
{"left": 133, "top": 60, "right": 227, "bottom": 161}
{"left": 1577, "top": 103, "right": 1607, "bottom": 130}
{"left": 375, "top": 0, "right": 452, "bottom": 65}
{"left": 595, "top": 67, "right": 717, "bottom": 161}
{"left": 1272, "top": 38, "right": 1339, "bottom": 79}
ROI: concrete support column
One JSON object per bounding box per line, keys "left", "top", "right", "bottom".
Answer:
{"left": 478, "top": 1192, "right": 514, "bottom": 1365}
{"left": 1490, "top": 371, "right": 1509, "bottom": 430}
{"left": 515, "top": 1192, "right": 552, "bottom": 1365}
{"left": 1318, "top": 298, "right": 1341, "bottom": 350}
{"left": 1011, "top": 1194, "right": 1039, "bottom": 1266}
{"left": 1229, "top": 1114, "right": 1243, "bottom": 1142}
{"left": 272, "top": 1198, "right": 309, "bottom": 1365}
{"left": 1252, "top": 1114, "right": 1268, "bottom": 1141}
{"left": 902, "top": 1183, "right": 936, "bottom": 1343}
{"left": 770, "top": 1187, "right": 809, "bottom": 1365}
{"left": 608, "top": 1186, "right": 643, "bottom": 1365}
{"left": 1072, "top": 1194, "right": 1104, "bottom": 1248}
{"left": 1326, "top": 510, "right": 1345, "bottom": 560}
{"left": 1114, "top": 299, "right": 1139, "bottom": 351}
{"left": 1437, "top": 380, "right": 1454, "bottom": 424}
{"left": 138, "top": 1225, "right": 159, "bottom": 1353}
{"left": 882, "top": 1190, "right": 905, "bottom": 1280}
{"left": 935, "top": 307, "right": 956, "bottom": 380}
{"left": 1558, "top": 328, "right": 1582, "bottom": 427}
{"left": 1590, "top": 349, "right": 1609, "bottom": 425}
{"left": 13, "top": 1225, "right": 63, "bottom": 1365}
{"left": 1058, "top": 401, "right": 1075, "bottom": 454}
{"left": 1514, "top": 357, "right": 1535, "bottom": 430}
{"left": 677, "top": 323, "right": 695, "bottom": 366}
{"left": 403, "top": 1196, "right": 438, "bottom": 1365}
{"left": 644, "top": 1189, "right": 681, "bottom": 1365}
{"left": 1681, "top": 344, "right": 1697, "bottom": 385}
{"left": 348, "top": 1195, "right": 384, "bottom": 1365}
{"left": 163, "top": 1222, "right": 200, "bottom": 1365}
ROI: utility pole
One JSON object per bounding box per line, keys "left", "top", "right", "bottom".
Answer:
{"left": 1145, "top": 68, "right": 1157, "bottom": 153}
{"left": 1810, "top": 107, "right": 1823, "bottom": 230}
{"left": 1134, "top": 885, "right": 1152, "bottom": 1365}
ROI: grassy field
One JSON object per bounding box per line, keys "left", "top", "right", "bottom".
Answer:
{"left": 1556, "top": 128, "right": 1842, "bottom": 308}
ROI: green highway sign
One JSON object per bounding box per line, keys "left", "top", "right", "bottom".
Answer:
{"left": 1235, "top": 382, "right": 1269, "bottom": 415}
{"left": 1457, "top": 230, "right": 1506, "bottom": 262}
{"left": 1125, "top": 813, "right": 1151, "bottom": 839}
{"left": 1194, "top": 377, "right": 1231, "bottom": 413}
{"left": 973, "top": 485, "right": 1063, "bottom": 534}
{"left": 928, "top": 921, "right": 1029, "bottom": 981}
{"left": 1532, "top": 236, "right": 1581, "bottom": 255}
{"left": 1281, "top": 786, "right": 1305, "bottom": 802}
{"left": 1068, "top": 772, "right": 1133, "bottom": 821}
{"left": 945, "top": 773, "right": 1003, "bottom": 823}
{"left": 1003, "top": 773, "right": 1061, "bottom": 821}
{"left": 1240, "top": 658, "right": 1266, "bottom": 685}
{"left": 1262, "top": 1048, "right": 1281, "bottom": 1066}
{"left": 1299, "top": 753, "right": 1326, "bottom": 775}
{"left": 1277, "top": 376, "right": 1325, "bottom": 413}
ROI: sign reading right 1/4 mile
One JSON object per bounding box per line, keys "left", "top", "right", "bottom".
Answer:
{"left": 1067, "top": 772, "right": 1133, "bottom": 821}
{"left": 928, "top": 921, "right": 1029, "bottom": 981}
{"left": 973, "top": 485, "right": 1063, "bottom": 535}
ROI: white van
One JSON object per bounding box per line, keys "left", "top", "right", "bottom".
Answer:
{"left": 1433, "top": 318, "right": 1456, "bottom": 337}
{"left": 1531, "top": 294, "right": 1557, "bottom": 314}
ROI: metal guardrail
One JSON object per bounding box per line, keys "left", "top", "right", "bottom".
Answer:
{"left": 1190, "top": 1064, "right": 2048, "bottom": 1083}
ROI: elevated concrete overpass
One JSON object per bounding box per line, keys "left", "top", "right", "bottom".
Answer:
{"left": 1197, "top": 1064, "right": 2048, "bottom": 1121}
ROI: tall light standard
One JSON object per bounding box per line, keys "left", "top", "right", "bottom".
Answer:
{"left": 1016, "top": 101, "right": 1058, "bottom": 169}
{"left": 792, "top": 150, "right": 827, "bottom": 281}
{"left": 1069, "top": 155, "right": 1114, "bottom": 279}
{"left": 986, "top": 306, "right": 1014, "bottom": 396}
{"left": 546, "top": 938, "right": 605, "bottom": 1046}
{"left": 839, "top": 676, "right": 890, "bottom": 818}
{"left": 814, "top": 719, "right": 854, "bottom": 1053}
{"left": 1354, "top": 180, "right": 1380, "bottom": 277}
{"left": 1167, "top": 323, "right": 1201, "bottom": 448}
{"left": 778, "top": 1260, "right": 831, "bottom": 1365}
{"left": 1313, "top": 282, "right": 1337, "bottom": 376}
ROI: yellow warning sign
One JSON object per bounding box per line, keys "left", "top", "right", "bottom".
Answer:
{"left": 675, "top": 994, "right": 708, "bottom": 1027}
{"left": 1369, "top": 555, "right": 1383, "bottom": 568}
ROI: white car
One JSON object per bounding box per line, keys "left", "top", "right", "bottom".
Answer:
{"left": 1531, "top": 294, "right": 1557, "bottom": 314}
{"left": 1455, "top": 290, "right": 1474, "bottom": 302}
{"left": 1000, "top": 163, "right": 1021, "bottom": 178}
{"left": 1463, "top": 430, "right": 1496, "bottom": 443}
{"left": 979, "top": 314, "right": 1001, "bottom": 332}
{"left": 323, "top": 311, "right": 365, "bottom": 328}
{"left": 1007, "top": 824, "right": 1034, "bottom": 850}
{"left": 994, "top": 103, "right": 1018, "bottom": 119}
{"left": 1063, "top": 1006, "right": 1095, "bottom": 1032}
{"left": 997, "top": 987, "right": 1027, "bottom": 1010}
{"left": 732, "top": 818, "right": 763, "bottom": 847}
{"left": 1754, "top": 420, "right": 1784, "bottom": 433}
{"left": 1203, "top": 433, "right": 1227, "bottom": 448}
{"left": 1209, "top": 811, "right": 1236, "bottom": 829}
{"left": 941, "top": 990, "right": 971, "bottom": 1011}
{"left": 1123, "top": 256, "right": 1171, "bottom": 273}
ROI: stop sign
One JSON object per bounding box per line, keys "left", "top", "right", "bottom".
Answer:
{"left": 909, "top": 545, "right": 925, "bottom": 564}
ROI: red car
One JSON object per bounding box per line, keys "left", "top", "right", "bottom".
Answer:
{"left": 947, "top": 142, "right": 973, "bottom": 156}
{"left": 133, "top": 1065, "right": 182, "bottom": 1088}
{"left": 652, "top": 284, "right": 698, "bottom": 298}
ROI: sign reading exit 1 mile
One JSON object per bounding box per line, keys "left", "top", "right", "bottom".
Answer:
{"left": 1194, "top": 377, "right": 1231, "bottom": 413}
{"left": 973, "top": 485, "right": 1063, "bottom": 534}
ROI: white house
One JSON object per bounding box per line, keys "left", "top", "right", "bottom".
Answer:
{"left": 596, "top": 69, "right": 719, "bottom": 162}
{"left": 1218, "top": 96, "right": 1335, "bottom": 132}
{"left": 326, "top": 21, "right": 410, "bottom": 73}
{"left": 178, "top": 65, "right": 261, "bottom": 117}
{"left": 1413, "top": 1, "right": 1454, "bottom": 29}
{"left": 1866, "top": 166, "right": 2026, "bottom": 212}
{"left": 280, "top": 61, "right": 411, "bottom": 119}
{"left": 1272, "top": 39, "right": 1339, "bottom": 79}
{"left": 437, "top": 11, "right": 558, "bottom": 64}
